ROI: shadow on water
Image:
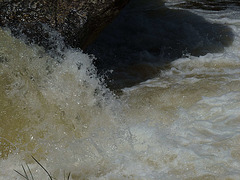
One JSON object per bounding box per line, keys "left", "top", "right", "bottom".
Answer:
{"left": 86, "top": 0, "right": 234, "bottom": 90}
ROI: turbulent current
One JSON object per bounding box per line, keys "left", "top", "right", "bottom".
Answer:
{"left": 1, "top": 0, "right": 240, "bottom": 179}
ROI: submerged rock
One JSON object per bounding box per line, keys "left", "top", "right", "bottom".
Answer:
{"left": 0, "top": 0, "right": 129, "bottom": 49}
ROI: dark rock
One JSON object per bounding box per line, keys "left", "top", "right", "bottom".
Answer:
{"left": 0, "top": 0, "right": 130, "bottom": 49}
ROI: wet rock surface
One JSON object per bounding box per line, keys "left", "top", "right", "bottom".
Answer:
{"left": 0, "top": 0, "right": 130, "bottom": 49}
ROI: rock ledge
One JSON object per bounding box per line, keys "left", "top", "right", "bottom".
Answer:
{"left": 0, "top": 0, "right": 130, "bottom": 49}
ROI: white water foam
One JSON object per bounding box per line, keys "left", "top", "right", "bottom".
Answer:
{"left": 2, "top": 1, "right": 240, "bottom": 179}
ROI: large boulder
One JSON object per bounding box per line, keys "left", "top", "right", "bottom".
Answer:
{"left": 0, "top": 0, "right": 130, "bottom": 49}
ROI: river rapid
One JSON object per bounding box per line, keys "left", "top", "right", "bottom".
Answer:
{"left": 1, "top": 0, "right": 240, "bottom": 179}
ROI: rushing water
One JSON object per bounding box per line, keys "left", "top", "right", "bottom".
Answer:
{"left": 1, "top": 0, "right": 240, "bottom": 179}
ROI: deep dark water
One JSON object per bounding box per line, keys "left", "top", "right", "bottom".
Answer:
{"left": 86, "top": 0, "right": 234, "bottom": 89}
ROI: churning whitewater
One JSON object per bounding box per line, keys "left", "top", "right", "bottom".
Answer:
{"left": 1, "top": 0, "right": 240, "bottom": 179}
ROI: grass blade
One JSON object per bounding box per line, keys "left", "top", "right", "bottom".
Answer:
{"left": 22, "top": 164, "right": 29, "bottom": 180}
{"left": 14, "top": 169, "right": 28, "bottom": 179}
{"left": 31, "top": 156, "right": 53, "bottom": 180}
{"left": 26, "top": 163, "right": 34, "bottom": 180}
{"left": 67, "top": 172, "right": 71, "bottom": 180}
